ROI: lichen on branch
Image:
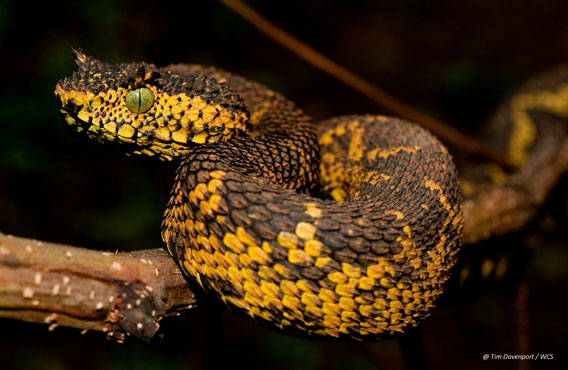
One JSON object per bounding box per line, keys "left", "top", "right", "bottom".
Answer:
{"left": 0, "top": 232, "right": 196, "bottom": 343}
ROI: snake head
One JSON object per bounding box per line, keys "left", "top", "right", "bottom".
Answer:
{"left": 55, "top": 50, "right": 250, "bottom": 160}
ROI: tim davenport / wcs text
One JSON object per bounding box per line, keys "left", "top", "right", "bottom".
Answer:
{"left": 483, "top": 354, "right": 554, "bottom": 360}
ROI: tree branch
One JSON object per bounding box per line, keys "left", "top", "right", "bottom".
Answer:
{"left": 0, "top": 233, "right": 196, "bottom": 343}
{"left": 462, "top": 129, "right": 568, "bottom": 244}
{"left": 219, "top": 0, "right": 516, "bottom": 169}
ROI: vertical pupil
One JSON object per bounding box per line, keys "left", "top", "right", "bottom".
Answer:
{"left": 137, "top": 90, "right": 142, "bottom": 112}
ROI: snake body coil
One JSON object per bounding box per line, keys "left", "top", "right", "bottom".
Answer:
{"left": 55, "top": 51, "right": 463, "bottom": 340}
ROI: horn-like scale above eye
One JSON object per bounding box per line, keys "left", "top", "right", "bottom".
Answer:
{"left": 125, "top": 87, "right": 154, "bottom": 114}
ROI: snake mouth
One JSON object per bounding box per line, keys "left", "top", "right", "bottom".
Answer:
{"left": 56, "top": 95, "right": 92, "bottom": 134}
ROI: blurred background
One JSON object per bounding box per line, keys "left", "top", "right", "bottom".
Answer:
{"left": 1, "top": 0, "right": 567, "bottom": 369}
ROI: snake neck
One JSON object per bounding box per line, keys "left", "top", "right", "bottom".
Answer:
{"left": 183, "top": 120, "right": 321, "bottom": 197}
{"left": 162, "top": 63, "right": 323, "bottom": 195}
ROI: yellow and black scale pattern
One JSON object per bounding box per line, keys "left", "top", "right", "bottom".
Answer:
{"left": 55, "top": 51, "right": 463, "bottom": 341}
{"left": 460, "top": 66, "right": 568, "bottom": 198}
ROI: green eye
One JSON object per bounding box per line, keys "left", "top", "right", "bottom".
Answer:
{"left": 125, "top": 87, "right": 154, "bottom": 114}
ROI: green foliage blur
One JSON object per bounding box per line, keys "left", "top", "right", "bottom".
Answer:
{"left": 1, "top": 0, "right": 567, "bottom": 369}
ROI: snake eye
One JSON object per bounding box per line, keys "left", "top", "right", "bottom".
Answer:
{"left": 125, "top": 87, "right": 154, "bottom": 114}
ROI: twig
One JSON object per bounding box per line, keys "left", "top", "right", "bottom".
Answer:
{"left": 0, "top": 232, "right": 196, "bottom": 343}
{"left": 219, "top": 0, "right": 516, "bottom": 169}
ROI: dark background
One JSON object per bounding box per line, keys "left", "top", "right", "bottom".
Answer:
{"left": 1, "top": 0, "right": 567, "bottom": 369}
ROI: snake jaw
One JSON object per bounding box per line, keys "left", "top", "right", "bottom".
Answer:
{"left": 55, "top": 85, "right": 97, "bottom": 131}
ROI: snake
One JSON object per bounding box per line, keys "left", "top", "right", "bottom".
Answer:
{"left": 55, "top": 50, "right": 488, "bottom": 341}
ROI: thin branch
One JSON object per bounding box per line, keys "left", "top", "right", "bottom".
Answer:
{"left": 0, "top": 233, "right": 196, "bottom": 343}
{"left": 219, "top": 0, "right": 516, "bottom": 169}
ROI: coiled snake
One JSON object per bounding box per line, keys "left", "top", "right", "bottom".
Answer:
{"left": 56, "top": 50, "right": 508, "bottom": 341}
